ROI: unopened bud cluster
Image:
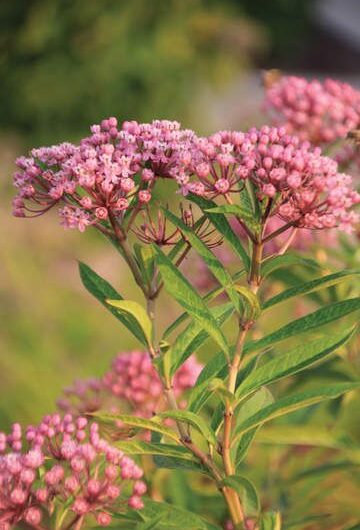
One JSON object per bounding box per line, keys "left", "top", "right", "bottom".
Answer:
{"left": 58, "top": 351, "right": 202, "bottom": 420}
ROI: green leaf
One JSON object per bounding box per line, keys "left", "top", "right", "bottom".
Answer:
{"left": 205, "top": 204, "right": 260, "bottom": 232}
{"left": 163, "top": 209, "right": 241, "bottom": 313}
{"left": 153, "top": 245, "right": 231, "bottom": 359}
{"left": 156, "top": 410, "right": 218, "bottom": 446}
{"left": 221, "top": 475, "right": 260, "bottom": 517}
{"left": 234, "top": 388, "right": 275, "bottom": 467}
{"left": 153, "top": 454, "right": 209, "bottom": 475}
{"left": 79, "top": 262, "right": 146, "bottom": 344}
{"left": 114, "top": 440, "right": 196, "bottom": 461}
{"left": 93, "top": 413, "right": 179, "bottom": 443}
{"left": 188, "top": 351, "right": 228, "bottom": 413}
{"left": 233, "top": 383, "right": 360, "bottom": 443}
{"left": 189, "top": 194, "right": 250, "bottom": 270}
{"left": 134, "top": 244, "right": 155, "bottom": 286}
{"left": 169, "top": 302, "right": 234, "bottom": 376}
{"left": 136, "top": 514, "right": 167, "bottom": 530}
{"left": 234, "top": 285, "right": 261, "bottom": 320}
{"left": 237, "top": 329, "right": 355, "bottom": 400}
{"left": 261, "top": 254, "right": 321, "bottom": 279}
{"left": 263, "top": 270, "right": 360, "bottom": 310}
{"left": 260, "top": 511, "right": 282, "bottom": 530}
{"left": 106, "top": 299, "right": 153, "bottom": 349}
{"left": 139, "top": 499, "right": 215, "bottom": 530}
{"left": 163, "top": 269, "right": 245, "bottom": 340}
{"left": 244, "top": 298, "right": 360, "bottom": 356}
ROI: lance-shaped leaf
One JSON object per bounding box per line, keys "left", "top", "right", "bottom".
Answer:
{"left": 189, "top": 194, "right": 250, "bottom": 270}
{"left": 106, "top": 300, "right": 153, "bottom": 349}
{"left": 237, "top": 329, "right": 355, "bottom": 400}
{"left": 233, "top": 388, "right": 275, "bottom": 466}
{"left": 232, "top": 382, "right": 360, "bottom": 444}
{"left": 153, "top": 245, "right": 231, "bottom": 358}
{"left": 79, "top": 262, "right": 146, "bottom": 344}
{"left": 93, "top": 413, "right": 179, "bottom": 443}
{"left": 263, "top": 269, "right": 360, "bottom": 310}
{"left": 163, "top": 269, "right": 245, "bottom": 340}
{"left": 188, "top": 350, "right": 229, "bottom": 413}
{"left": 205, "top": 204, "right": 261, "bottom": 233}
{"left": 221, "top": 475, "right": 260, "bottom": 517}
{"left": 244, "top": 298, "right": 360, "bottom": 355}
{"left": 138, "top": 499, "right": 218, "bottom": 530}
{"left": 168, "top": 302, "right": 234, "bottom": 376}
{"left": 156, "top": 410, "right": 218, "bottom": 446}
{"left": 261, "top": 254, "right": 321, "bottom": 278}
{"left": 163, "top": 208, "right": 241, "bottom": 313}
{"left": 114, "top": 440, "right": 196, "bottom": 461}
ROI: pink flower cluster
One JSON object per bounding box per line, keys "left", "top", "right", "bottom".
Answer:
{"left": 0, "top": 416, "right": 146, "bottom": 529}
{"left": 103, "top": 351, "right": 202, "bottom": 417}
{"left": 57, "top": 351, "right": 203, "bottom": 420}
{"left": 13, "top": 118, "right": 195, "bottom": 232}
{"left": 13, "top": 116, "right": 360, "bottom": 236}
{"left": 263, "top": 75, "right": 360, "bottom": 145}
{"left": 184, "top": 126, "right": 359, "bottom": 232}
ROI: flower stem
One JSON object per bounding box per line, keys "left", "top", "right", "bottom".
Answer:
{"left": 248, "top": 240, "right": 263, "bottom": 292}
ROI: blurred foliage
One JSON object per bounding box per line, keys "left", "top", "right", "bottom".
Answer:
{"left": 0, "top": 0, "right": 267, "bottom": 144}
{"left": 236, "top": 0, "right": 314, "bottom": 60}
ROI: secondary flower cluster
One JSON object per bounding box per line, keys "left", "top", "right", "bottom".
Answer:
{"left": 13, "top": 116, "right": 360, "bottom": 237}
{"left": 263, "top": 74, "right": 360, "bottom": 145}
{"left": 57, "top": 351, "right": 203, "bottom": 420}
{"left": 0, "top": 415, "right": 146, "bottom": 529}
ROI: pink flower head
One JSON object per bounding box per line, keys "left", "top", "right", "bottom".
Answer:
{"left": 241, "top": 126, "right": 360, "bottom": 232}
{"left": 103, "top": 351, "right": 202, "bottom": 417}
{"left": 177, "top": 131, "right": 249, "bottom": 197}
{"left": 263, "top": 74, "right": 360, "bottom": 145}
{"left": 13, "top": 118, "right": 198, "bottom": 237}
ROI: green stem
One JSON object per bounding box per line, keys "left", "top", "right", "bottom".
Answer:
{"left": 248, "top": 240, "right": 263, "bottom": 292}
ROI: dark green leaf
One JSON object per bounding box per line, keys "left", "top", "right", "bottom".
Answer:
{"left": 163, "top": 269, "right": 245, "bottom": 339}
{"left": 233, "top": 383, "right": 360, "bottom": 443}
{"left": 163, "top": 208, "right": 241, "bottom": 313}
{"left": 153, "top": 245, "right": 231, "bottom": 358}
{"left": 237, "top": 329, "right": 354, "bottom": 400}
{"left": 139, "top": 499, "right": 215, "bottom": 529}
{"left": 79, "top": 262, "right": 146, "bottom": 344}
{"left": 261, "top": 254, "right": 321, "bottom": 279}
{"left": 156, "top": 410, "right": 217, "bottom": 446}
{"left": 114, "top": 440, "right": 196, "bottom": 461}
{"left": 169, "top": 303, "right": 234, "bottom": 376}
{"left": 263, "top": 270, "right": 360, "bottom": 310}
{"left": 93, "top": 413, "right": 179, "bottom": 442}
{"left": 244, "top": 298, "right": 360, "bottom": 356}
{"left": 204, "top": 204, "right": 260, "bottom": 232}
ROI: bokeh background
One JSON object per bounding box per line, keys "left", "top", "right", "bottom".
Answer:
{"left": 1, "top": 1, "right": 360, "bottom": 527}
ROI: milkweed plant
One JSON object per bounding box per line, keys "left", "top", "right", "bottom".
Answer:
{"left": 3, "top": 72, "right": 360, "bottom": 530}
